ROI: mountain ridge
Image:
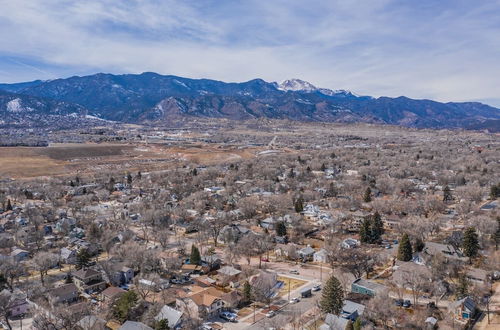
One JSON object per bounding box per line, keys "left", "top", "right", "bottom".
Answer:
{"left": 0, "top": 72, "right": 499, "bottom": 131}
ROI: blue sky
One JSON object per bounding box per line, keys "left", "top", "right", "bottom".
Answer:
{"left": 0, "top": 0, "right": 499, "bottom": 106}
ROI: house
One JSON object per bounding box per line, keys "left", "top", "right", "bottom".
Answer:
{"left": 155, "top": 305, "right": 183, "bottom": 329}
{"left": 60, "top": 247, "right": 77, "bottom": 264}
{"left": 218, "top": 224, "right": 250, "bottom": 244}
{"left": 351, "top": 279, "right": 385, "bottom": 297}
{"left": 0, "top": 289, "right": 29, "bottom": 318}
{"left": 101, "top": 286, "right": 126, "bottom": 303}
{"left": 176, "top": 286, "right": 225, "bottom": 319}
{"left": 391, "top": 261, "right": 432, "bottom": 288}
{"left": 73, "top": 268, "right": 107, "bottom": 294}
{"left": 260, "top": 217, "right": 276, "bottom": 230}
{"left": 341, "top": 238, "right": 360, "bottom": 249}
{"left": 423, "top": 242, "right": 466, "bottom": 261}
{"left": 201, "top": 255, "right": 222, "bottom": 270}
{"left": 217, "top": 266, "right": 242, "bottom": 285}
{"left": 10, "top": 248, "right": 29, "bottom": 262}
{"left": 48, "top": 283, "right": 79, "bottom": 305}
{"left": 451, "top": 297, "right": 476, "bottom": 321}
{"left": 108, "top": 264, "right": 135, "bottom": 286}
{"left": 298, "top": 246, "right": 315, "bottom": 261}
{"left": 313, "top": 249, "right": 328, "bottom": 263}
{"left": 321, "top": 300, "right": 365, "bottom": 330}
{"left": 466, "top": 268, "right": 489, "bottom": 284}
{"left": 119, "top": 321, "right": 154, "bottom": 330}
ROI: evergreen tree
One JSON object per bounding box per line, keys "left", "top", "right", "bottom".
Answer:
{"left": 6, "top": 199, "right": 12, "bottom": 211}
{"left": 443, "top": 185, "right": 453, "bottom": 202}
{"left": 320, "top": 274, "right": 344, "bottom": 315}
{"left": 294, "top": 198, "right": 304, "bottom": 213}
{"left": 190, "top": 245, "right": 201, "bottom": 265}
{"left": 462, "top": 227, "right": 479, "bottom": 260}
{"left": 490, "top": 184, "right": 500, "bottom": 199}
{"left": 76, "top": 249, "right": 91, "bottom": 270}
{"left": 127, "top": 172, "right": 133, "bottom": 185}
{"left": 363, "top": 187, "right": 372, "bottom": 203}
{"left": 276, "top": 221, "right": 287, "bottom": 237}
{"left": 137, "top": 171, "right": 142, "bottom": 180}
{"left": 321, "top": 163, "right": 327, "bottom": 172}
{"left": 113, "top": 290, "right": 138, "bottom": 322}
{"left": 397, "top": 233, "right": 413, "bottom": 262}
{"left": 243, "top": 280, "right": 252, "bottom": 302}
{"left": 370, "top": 212, "right": 384, "bottom": 241}
{"left": 154, "top": 320, "right": 170, "bottom": 330}
{"left": 359, "top": 218, "right": 371, "bottom": 243}
{"left": 353, "top": 318, "right": 362, "bottom": 330}
{"left": 289, "top": 168, "right": 296, "bottom": 178}
{"left": 192, "top": 168, "right": 198, "bottom": 176}
{"left": 69, "top": 180, "right": 75, "bottom": 187}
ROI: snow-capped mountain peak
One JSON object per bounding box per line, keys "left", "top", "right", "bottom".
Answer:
{"left": 278, "top": 79, "right": 317, "bottom": 92}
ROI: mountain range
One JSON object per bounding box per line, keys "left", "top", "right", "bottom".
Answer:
{"left": 1, "top": 72, "right": 499, "bottom": 131}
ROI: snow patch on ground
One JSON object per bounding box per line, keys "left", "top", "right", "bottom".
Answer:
{"left": 6, "top": 98, "right": 23, "bottom": 112}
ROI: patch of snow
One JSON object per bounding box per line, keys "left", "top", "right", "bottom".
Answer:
{"left": 173, "top": 79, "right": 190, "bottom": 89}
{"left": 6, "top": 98, "right": 23, "bottom": 112}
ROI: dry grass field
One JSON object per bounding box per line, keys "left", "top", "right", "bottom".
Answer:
{"left": 0, "top": 142, "right": 264, "bottom": 179}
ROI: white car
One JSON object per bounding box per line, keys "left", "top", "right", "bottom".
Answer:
{"left": 290, "top": 297, "right": 300, "bottom": 304}
{"left": 266, "top": 311, "right": 276, "bottom": 318}
{"left": 312, "top": 284, "right": 321, "bottom": 291}
{"left": 290, "top": 269, "right": 299, "bottom": 275}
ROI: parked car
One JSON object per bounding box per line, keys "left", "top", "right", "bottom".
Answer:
{"left": 219, "top": 311, "right": 237, "bottom": 322}
{"left": 260, "top": 257, "right": 269, "bottom": 262}
{"left": 394, "top": 299, "right": 404, "bottom": 307}
{"left": 290, "top": 297, "right": 300, "bottom": 304}
{"left": 290, "top": 270, "right": 299, "bottom": 275}
{"left": 403, "top": 300, "right": 412, "bottom": 308}
{"left": 312, "top": 284, "right": 321, "bottom": 291}
{"left": 266, "top": 311, "right": 276, "bottom": 318}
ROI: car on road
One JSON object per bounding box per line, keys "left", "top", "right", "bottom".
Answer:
{"left": 290, "top": 269, "right": 299, "bottom": 275}
{"left": 394, "top": 299, "right": 404, "bottom": 307}
{"left": 403, "top": 300, "right": 412, "bottom": 308}
{"left": 312, "top": 284, "right": 321, "bottom": 291}
{"left": 290, "top": 297, "right": 300, "bottom": 304}
{"left": 219, "top": 311, "right": 237, "bottom": 322}
{"left": 266, "top": 311, "right": 276, "bottom": 318}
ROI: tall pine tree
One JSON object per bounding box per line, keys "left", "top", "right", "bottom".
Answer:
{"left": 190, "top": 245, "right": 201, "bottom": 265}
{"left": 397, "top": 233, "right": 413, "bottom": 262}
{"left": 370, "top": 212, "right": 384, "bottom": 242}
{"left": 320, "top": 274, "right": 344, "bottom": 315}
{"left": 462, "top": 227, "right": 479, "bottom": 260}
{"left": 276, "top": 221, "right": 287, "bottom": 237}
{"left": 363, "top": 187, "right": 372, "bottom": 203}
{"left": 359, "top": 218, "right": 372, "bottom": 243}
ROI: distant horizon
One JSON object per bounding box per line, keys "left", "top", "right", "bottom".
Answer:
{"left": 2, "top": 70, "right": 500, "bottom": 108}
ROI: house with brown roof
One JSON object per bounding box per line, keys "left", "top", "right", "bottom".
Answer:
{"left": 176, "top": 286, "right": 225, "bottom": 320}
{"left": 101, "top": 286, "right": 126, "bottom": 303}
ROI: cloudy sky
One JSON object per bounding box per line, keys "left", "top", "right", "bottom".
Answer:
{"left": 1, "top": 0, "right": 499, "bottom": 106}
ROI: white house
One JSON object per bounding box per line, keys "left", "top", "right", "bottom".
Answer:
{"left": 313, "top": 249, "right": 328, "bottom": 263}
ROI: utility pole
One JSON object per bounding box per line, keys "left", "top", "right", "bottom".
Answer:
{"left": 253, "top": 303, "right": 256, "bottom": 323}
{"left": 320, "top": 262, "right": 322, "bottom": 281}
{"left": 288, "top": 278, "right": 291, "bottom": 301}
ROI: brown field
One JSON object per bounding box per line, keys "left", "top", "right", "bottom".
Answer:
{"left": 0, "top": 142, "right": 264, "bottom": 179}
